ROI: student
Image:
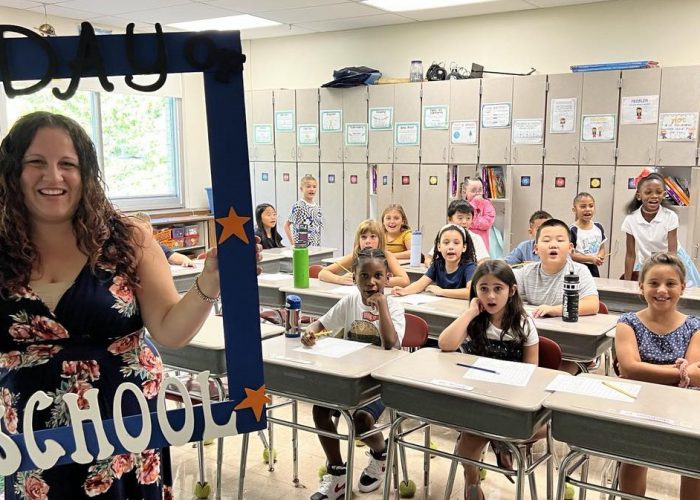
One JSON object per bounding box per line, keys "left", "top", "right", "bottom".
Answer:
{"left": 615, "top": 253, "right": 700, "bottom": 500}
{"left": 318, "top": 219, "right": 410, "bottom": 287}
{"left": 393, "top": 224, "right": 476, "bottom": 300}
{"left": 438, "top": 260, "right": 539, "bottom": 500}
{"left": 426, "top": 200, "right": 489, "bottom": 266}
{"left": 132, "top": 212, "right": 195, "bottom": 267}
{"left": 504, "top": 210, "right": 551, "bottom": 266}
{"left": 254, "top": 203, "right": 284, "bottom": 249}
{"left": 463, "top": 178, "right": 495, "bottom": 251}
{"left": 302, "top": 249, "right": 405, "bottom": 499}
{"left": 284, "top": 175, "right": 323, "bottom": 246}
{"left": 570, "top": 192, "right": 606, "bottom": 278}
{"left": 381, "top": 204, "right": 412, "bottom": 259}
{"left": 622, "top": 172, "right": 678, "bottom": 281}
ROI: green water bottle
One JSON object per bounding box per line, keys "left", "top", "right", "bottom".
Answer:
{"left": 293, "top": 223, "right": 310, "bottom": 288}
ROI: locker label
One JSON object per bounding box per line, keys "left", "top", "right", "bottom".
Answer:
{"left": 350, "top": 175, "right": 358, "bottom": 184}
{"left": 253, "top": 124, "right": 273, "bottom": 144}
{"left": 423, "top": 105, "right": 449, "bottom": 129}
{"left": 382, "top": 176, "right": 388, "bottom": 186}
{"left": 298, "top": 124, "right": 319, "bottom": 145}
{"left": 283, "top": 173, "right": 290, "bottom": 182}
{"left": 328, "top": 174, "right": 335, "bottom": 184}
{"left": 321, "top": 110, "right": 342, "bottom": 132}
{"left": 550, "top": 98, "right": 576, "bottom": 134}
{"left": 621, "top": 95, "right": 659, "bottom": 125}
{"left": 402, "top": 176, "right": 410, "bottom": 185}
{"left": 429, "top": 176, "right": 439, "bottom": 186}
{"left": 555, "top": 177, "right": 566, "bottom": 188}
{"left": 274, "top": 110, "right": 295, "bottom": 132}
{"left": 451, "top": 121, "right": 477, "bottom": 144}
{"left": 261, "top": 173, "right": 269, "bottom": 181}
{"left": 520, "top": 176, "right": 531, "bottom": 187}
{"left": 481, "top": 102, "right": 511, "bottom": 128}
{"left": 345, "top": 123, "right": 368, "bottom": 146}
{"left": 369, "top": 107, "right": 393, "bottom": 130}
{"left": 395, "top": 122, "right": 420, "bottom": 146}
{"left": 581, "top": 115, "right": 615, "bottom": 142}
{"left": 590, "top": 178, "right": 601, "bottom": 189}
{"left": 659, "top": 113, "right": 699, "bottom": 142}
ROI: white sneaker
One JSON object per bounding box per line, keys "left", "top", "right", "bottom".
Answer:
{"left": 358, "top": 452, "right": 387, "bottom": 493}
{"left": 310, "top": 466, "right": 346, "bottom": 500}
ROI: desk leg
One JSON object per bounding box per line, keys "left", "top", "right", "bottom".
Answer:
{"left": 238, "top": 433, "right": 250, "bottom": 500}
{"left": 422, "top": 425, "right": 431, "bottom": 500}
{"left": 444, "top": 459, "right": 458, "bottom": 500}
{"left": 269, "top": 407, "right": 276, "bottom": 473}
{"left": 292, "top": 400, "right": 299, "bottom": 486}
{"left": 382, "top": 415, "right": 406, "bottom": 500}
{"left": 213, "top": 377, "right": 226, "bottom": 500}
{"left": 340, "top": 410, "right": 356, "bottom": 499}
{"left": 547, "top": 424, "right": 554, "bottom": 500}
{"left": 556, "top": 451, "right": 584, "bottom": 500}
{"left": 505, "top": 440, "right": 525, "bottom": 500}
{"left": 579, "top": 456, "right": 590, "bottom": 500}
{"left": 197, "top": 441, "right": 206, "bottom": 487}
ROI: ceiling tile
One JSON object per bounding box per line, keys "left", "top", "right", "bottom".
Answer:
{"left": 27, "top": 3, "right": 102, "bottom": 21}
{"left": 239, "top": 23, "right": 316, "bottom": 39}
{"left": 402, "top": 0, "right": 535, "bottom": 21}
{"left": 50, "top": 0, "right": 191, "bottom": 17}
{"left": 297, "top": 12, "right": 413, "bottom": 32}
{"left": 261, "top": 2, "right": 384, "bottom": 24}
{"left": 524, "top": 0, "right": 608, "bottom": 6}
{"left": 135, "top": 3, "right": 242, "bottom": 24}
{"left": 0, "top": 0, "right": 42, "bottom": 9}
{"left": 200, "top": 0, "right": 347, "bottom": 13}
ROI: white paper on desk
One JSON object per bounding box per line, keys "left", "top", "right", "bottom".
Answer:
{"left": 546, "top": 374, "right": 641, "bottom": 402}
{"left": 326, "top": 286, "right": 358, "bottom": 295}
{"left": 395, "top": 294, "right": 442, "bottom": 305}
{"left": 294, "top": 337, "right": 370, "bottom": 358}
{"left": 461, "top": 358, "right": 535, "bottom": 387}
{"left": 259, "top": 273, "right": 291, "bottom": 281}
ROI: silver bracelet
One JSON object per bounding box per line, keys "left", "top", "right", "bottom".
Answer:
{"left": 193, "top": 275, "right": 220, "bottom": 303}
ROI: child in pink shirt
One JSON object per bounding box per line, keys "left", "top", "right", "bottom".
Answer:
{"left": 463, "top": 178, "right": 495, "bottom": 251}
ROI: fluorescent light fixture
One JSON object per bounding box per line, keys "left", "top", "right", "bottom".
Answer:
{"left": 169, "top": 15, "right": 280, "bottom": 31}
{"left": 362, "top": 0, "right": 488, "bottom": 12}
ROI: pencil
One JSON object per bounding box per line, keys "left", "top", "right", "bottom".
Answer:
{"left": 602, "top": 380, "right": 637, "bottom": 400}
{"left": 456, "top": 362, "right": 499, "bottom": 375}
{"left": 315, "top": 330, "right": 333, "bottom": 338}
{"left": 334, "top": 261, "right": 352, "bottom": 274}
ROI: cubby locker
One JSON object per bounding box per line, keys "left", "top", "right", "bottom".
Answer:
{"left": 579, "top": 70, "right": 620, "bottom": 166}
{"left": 275, "top": 162, "right": 298, "bottom": 247}
{"left": 686, "top": 168, "right": 700, "bottom": 270}
{"left": 368, "top": 85, "right": 395, "bottom": 164}
{"left": 394, "top": 82, "right": 422, "bottom": 164}
{"left": 342, "top": 86, "right": 369, "bottom": 163}
{"left": 617, "top": 68, "right": 661, "bottom": 166}
{"left": 343, "top": 164, "right": 369, "bottom": 254}
{"left": 273, "top": 89, "right": 296, "bottom": 162}
{"left": 578, "top": 166, "right": 616, "bottom": 278}
{"left": 479, "top": 76, "right": 513, "bottom": 165}
{"left": 373, "top": 164, "right": 393, "bottom": 219}
{"left": 319, "top": 88, "right": 344, "bottom": 163}
{"left": 253, "top": 161, "right": 276, "bottom": 208}
{"left": 251, "top": 89, "right": 275, "bottom": 162}
{"left": 656, "top": 66, "right": 700, "bottom": 167}
{"left": 392, "top": 164, "right": 420, "bottom": 235}
{"left": 507, "top": 164, "right": 543, "bottom": 250}
{"left": 541, "top": 166, "right": 578, "bottom": 223}
{"left": 296, "top": 88, "right": 320, "bottom": 163}
{"left": 421, "top": 81, "right": 450, "bottom": 164}
{"left": 419, "top": 164, "right": 449, "bottom": 253}
{"left": 477, "top": 164, "right": 511, "bottom": 254}
{"left": 544, "top": 73, "right": 583, "bottom": 165}
{"left": 448, "top": 79, "right": 480, "bottom": 164}
{"left": 320, "top": 163, "right": 343, "bottom": 253}
{"left": 511, "top": 75, "right": 546, "bottom": 165}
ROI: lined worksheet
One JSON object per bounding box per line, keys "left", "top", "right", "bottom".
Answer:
{"left": 294, "top": 337, "right": 370, "bottom": 358}
{"left": 546, "top": 375, "right": 641, "bottom": 402}
{"left": 461, "top": 357, "right": 536, "bottom": 386}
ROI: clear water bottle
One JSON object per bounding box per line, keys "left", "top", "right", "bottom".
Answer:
{"left": 562, "top": 271, "right": 580, "bottom": 323}
{"left": 410, "top": 230, "right": 422, "bottom": 266}
{"left": 410, "top": 60, "right": 423, "bottom": 82}
{"left": 285, "top": 294, "right": 302, "bottom": 337}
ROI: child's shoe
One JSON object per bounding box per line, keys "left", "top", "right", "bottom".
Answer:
{"left": 310, "top": 464, "right": 346, "bottom": 500}
{"left": 358, "top": 448, "right": 387, "bottom": 493}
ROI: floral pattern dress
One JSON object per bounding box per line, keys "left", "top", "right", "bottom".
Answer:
{"left": 0, "top": 262, "right": 173, "bottom": 499}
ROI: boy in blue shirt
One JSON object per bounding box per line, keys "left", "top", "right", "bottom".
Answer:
{"left": 504, "top": 210, "right": 551, "bottom": 266}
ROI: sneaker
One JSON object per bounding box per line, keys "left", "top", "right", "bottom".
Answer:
{"left": 310, "top": 464, "right": 346, "bottom": 500}
{"left": 358, "top": 450, "right": 387, "bottom": 493}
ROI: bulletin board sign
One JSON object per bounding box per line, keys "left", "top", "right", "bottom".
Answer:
{"left": 0, "top": 24, "right": 266, "bottom": 473}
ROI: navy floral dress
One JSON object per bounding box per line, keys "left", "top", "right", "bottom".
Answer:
{"left": 0, "top": 261, "right": 173, "bottom": 499}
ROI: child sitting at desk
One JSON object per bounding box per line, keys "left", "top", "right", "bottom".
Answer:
{"left": 615, "top": 253, "right": 700, "bottom": 500}
{"left": 425, "top": 200, "right": 489, "bottom": 266}
{"left": 254, "top": 202, "right": 284, "bottom": 249}
{"left": 382, "top": 203, "right": 412, "bottom": 259}
{"left": 438, "top": 260, "right": 539, "bottom": 500}
{"left": 504, "top": 210, "right": 551, "bottom": 266}
{"left": 132, "top": 212, "right": 195, "bottom": 267}
{"left": 393, "top": 224, "right": 476, "bottom": 300}
{"left": 302, "top": 249, "right": 406, "bottom": 499}
{"left": 318, "top": 219, "right": 410, "bottom": 287}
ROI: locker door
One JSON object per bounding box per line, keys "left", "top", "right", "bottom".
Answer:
{"left": 320, "top": 163, "right": 343, "bottom": 253}
{"left": 511, "top": 75, "right": 546, "bottom": 165}
{"left": 251, "top": 90, "right": 275, "bottom": 162}
{"left": 579, "top": 71, "right": 620, "bottom": 166}
{"left": 368, "top": 85, "right": 395, "bottom": 164}
{"left": 656, "top": 66, "right": 700, "bottom": 167}
{"left": 545, "top": 73, "right": 583, "bottom": 165}
{"left": 577, "top": 165, "right": 616, "bottom": 277}
{"left": 296, "top": 88, "right": 320, "bottom": 163}
{"left": 343, "top": 164, "right": 369, "bottom": 254}
{"left": 689, "top": 168, "right": 700, "bottom": 270}
{"left": 609, "top": 166, "right": 640, "bottom": 279}
{"left": 617, "top": 68, "right": 661, "bottom": 166}
{"left": 273, "top": 89, "right": 296, "bottom": 162}
{"left": 541, "top": 166, "right": 578, "bottom": 223}
{"left": 374, "top": 164, "right": 393, "bottom": 215}
{"left": 275, "top": 162, "right": 298, "bottom": 247}
{"left": 480, "top": 77, "right": 513, "bottom": 165}
{"left": 343, "top": 86, "right": 368, "bottom": 163}
{"left": 392, "top": 164, "right": 420, "bottom": 230}
{"left": 508, "top": 165, "right": 543, "bottom": 249}
{"left": 419, "top": 164, "right": 449, "bottom": 253}
{"left": 421, "top": 81, "right": 451, "bottom": 164}
{"left": 394, "top": 82, "right": 422, "bottom": 164}
{"left": 319, "top": 88, "right": 344, "bottom": 163}
{"left": 253, "top": 162, "right": 276, "bottom": 207}
{"left": 449, "top": 79, "right": 480, "bottom": 164}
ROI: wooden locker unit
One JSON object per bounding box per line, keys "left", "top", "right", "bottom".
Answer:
{"left": 319, "top": 88, "right": 344, "bottom": 163}
{"left": 374, "top": 164, "right": 393, "bottom": 216}
{"left": 511, "top": 75, "right": 547, "bottom": 165}
{"left": 449, "top": 79, "right": 480, "bottom": 164}
{"left": 296, "top": 88, "right": 320, "bottom": 163}
{"left": 273, "top": 89, "right": 297, "bottom": 162}
{"left": 253, "top": 162, "right": 276, "bottom": 208}
{"left": 477, "top": 164, "right": 511, "bottom": 253}
{"left": 541, "top": 165, "right": 578, "bottom": 223}
{"left": 394, "top": 82, "right": 422, "bottom": 164}
{"left": 544, "top": 73, "right": 583, "bottom": 165}
{"left": 421, "top": 81, "right": 451, "bottom": 164}
{"left": 368, "top": 85, "right": 395, "bottom": 164}
{"left": 608, "top": 166, "right": 639, "bottom": 279}
{"left": 617, "top": 68, "right": 661, "bottom": 166}
{"left": 656, "top": 66, "right": 700, "bottom": 167}
{"left": 320, "top": 163, "right": 344, "bottom": 253}
{"left": 687, "top": 168, "right": 700, "bottom": 270}
{"left": 251, "top": 89, "right": 275, "bottom": 162}
{"left": 392, "top": 164, "right": 420, "bottom": 233}
{"left": 479, "top": 77, "right": 513, "bottom": 165}
{"left": 577, "top": 165, "right": 616, "bottom": 278}
{"left": 343, "top": 164, "right": 369, "bottom": 254}
{"left": 579, "top": 71, "right": 620, "bottom": 166}
{"left": 343, "top": 86, "right": 369, "bottom": 163}
{"left": 275, "top": 162, "right": 298, "bottom": 247}
{"left": 419, "top": 164, "right": 449, "bottom": 253}
{"left": 507, "top": 164, "right": 543, "bottom": 250}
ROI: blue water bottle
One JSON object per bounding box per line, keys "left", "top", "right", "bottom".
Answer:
{"left": 284, "top": 295, "right": 302, "bottom": 338}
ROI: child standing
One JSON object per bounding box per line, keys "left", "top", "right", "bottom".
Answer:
{"left": 438, "top": 260, "right": 539, "bottom": 499}
{"left": 463, "top": 178, "right": 495, "bottom": 251}
{"left": 393, "top": 224, "right": 476, "bottom": 300}
{"left": 425, "top": 200, "right": 489, "bottom": 266}
{"left": 570, "top": 193, "right": 606, "bottom": 277}
{"left": 622, "top": 172, "right": 678, "bottom": 281}
{"left": 303, "top": 249, "right": 406, "bottom": 499}
{"left": 504, "top": 210, "right": 552, "bottom": 266}
{"left": 284, "top": 175, "right": 323, "bottom": 246}
{"left": 615, "top": 253, "right": 700, "bottom": 499}
{"left": 254, "top": 203, "right": 284, "bottom": 249}
{"left": 381, "top": 204, "right": 412, "bottom": 259}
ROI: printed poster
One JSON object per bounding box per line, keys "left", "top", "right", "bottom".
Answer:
{"left": 345, "top": 123, "right": 368, "bottom": 146}
{"left": 395, "top": 122, "right": 420, "bottom": 146}
{"left": 423, "top": 105, "right": 449, "bottom": 129}
{"left": 369, "top": 107, "right": 393, "bottom": 130}
{"left": 297, "top": 124, "right": 318, "bottom": 145}
{"left": 253, "top": 124, "right": 273, "bottom": 144}
{"left": 321, "top": 110, "right": 342, "bottom": 132}
{"left": 550, "top": 97, "right": 576, "bottom": 133}
{"left": 581, "top": 114, "right": 615, "bottom": 142}
{"left": 621, "top": 95, "right": 659, "bottom": 125}
{"left": 451, "top": 121, "right": 478, "bottom": 144}
{"left": 274, "top": 110, "right": 295, "bottom": 132}
{"left": 658, "top": 112, "right": 698, "bottom": 142}
{"left": 481, "top": 102, "right": 511, "bottom": 128}
{"left": 512, "top": 119, "right": 544, "bottom": 144}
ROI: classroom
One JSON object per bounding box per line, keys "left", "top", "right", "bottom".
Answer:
{"left": 0, "top": 0, "right": 699, "bottom": 499}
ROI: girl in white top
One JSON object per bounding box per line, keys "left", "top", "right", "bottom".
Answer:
{"left": 622, "top": 172, "right": 678, "bottom": 281}
{"left": 438, "top": 260, "right": 539, "bottom": 500}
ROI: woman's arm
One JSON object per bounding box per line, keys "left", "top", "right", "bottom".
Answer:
{"left": 667, "top": 228, "right": 678, "bottom": 254}
{"left": 386, "top": 251, "right": 410, "bottom": 287}
{"left": 318, "top": 254, "right": 354, "bottom": 285}
{"left": 438, "top": 298, "right": 480, "bottom": 351}
{"left": 624, "top": 233, "right": 636, "bottom": 281}
{"left": 616, "top": 321, "right": 681, "bottom": 384}
{"left": 393, "top": 275, "right": 432, "bottom": 296}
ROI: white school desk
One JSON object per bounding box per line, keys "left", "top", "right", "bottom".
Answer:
{"left": 373, "top": 348, "right": 560, "bottom": 499}
{"left": 321, "top": 256, "right": 411, "bottom": 267}
{"left": 237, "top": 335, "right": 408, "bottom": 499}
{"left": 259, "top": 252, "right": 285, "bottom": 274}
{"left": 169, "top": 261, "right": 203, "bottom": 293}
{"left": 594, "top": 277, "right": 700, "bottom": 314}
{"left": 404, "top": 264, "right": 428, "bottom": 283}
{"left": 262, "top": 246, "right": 336, "bottom": 273}
{"left": 257, "top": 273, "right": 295, "bottom": 308}
{"left": 544, "top": 373, "right": 700, "bottom": 499}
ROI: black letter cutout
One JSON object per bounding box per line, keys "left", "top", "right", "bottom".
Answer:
{"left": 0, "top": 25, "right": 56, "bottom": 98}
{"left": 53, "top": 22, "right": 114, "bottom": 100}
{"left": 125, "top": 23, "right": 167, "bottom": 92}
{"left": 184, "top": 34, "right": 245, "bottom": 84}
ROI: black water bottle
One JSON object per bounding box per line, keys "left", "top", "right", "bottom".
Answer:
{"left": 562, "top": 271, "right": 580, "bottom": 323}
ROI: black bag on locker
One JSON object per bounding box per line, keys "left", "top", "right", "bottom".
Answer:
{"left": 426, "top": 62, "right": 447, "bottom": 81}
{"left": 322, "top": 66, "right": 382, "bottom": 88}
